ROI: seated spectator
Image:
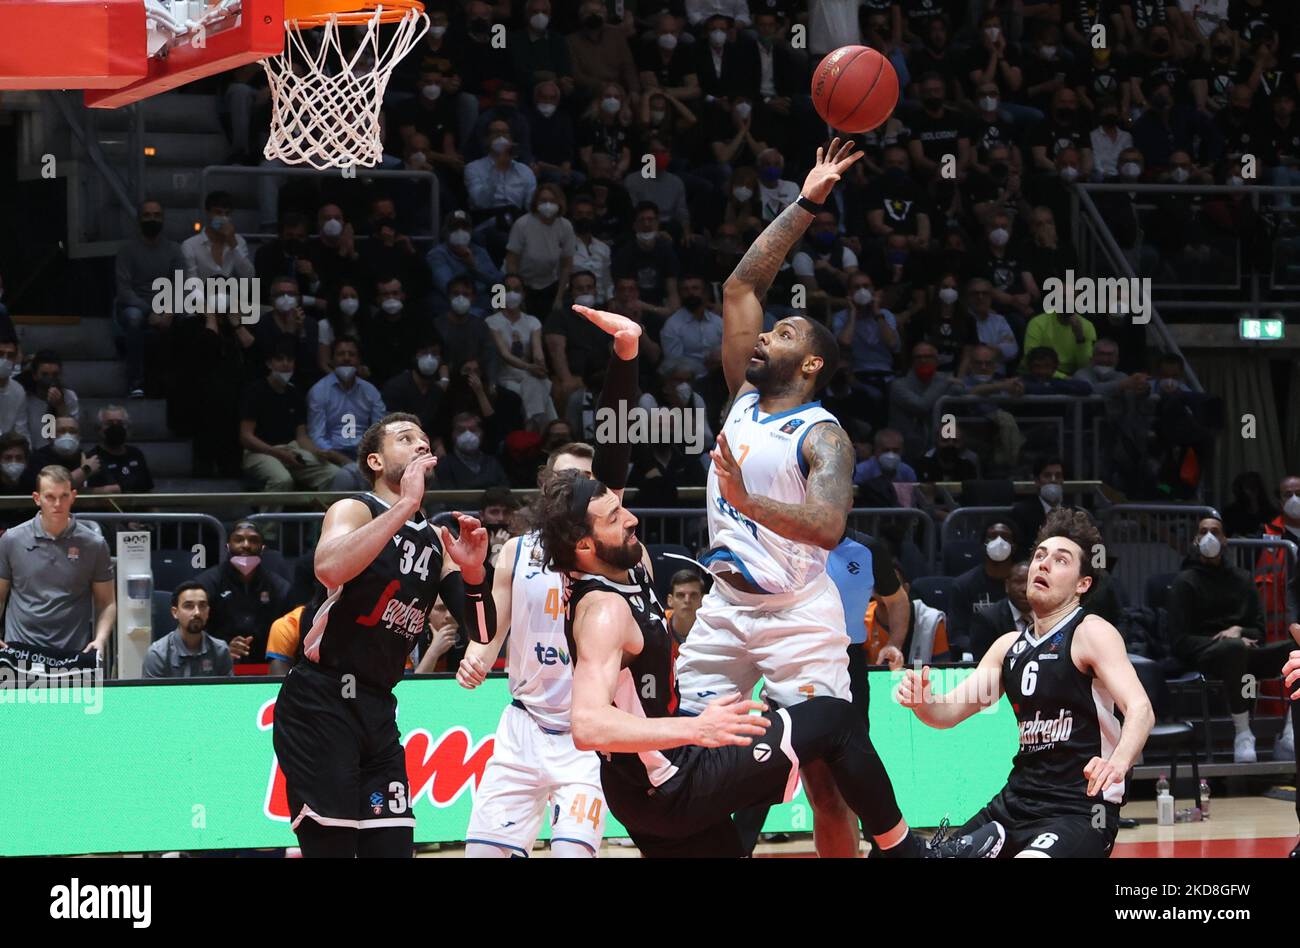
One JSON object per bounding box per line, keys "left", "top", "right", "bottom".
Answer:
{"left": 383, "top": 335, "right": 448, "bottom": 437}
{"left": 628, "top": 438, "right": 706, "bottom": 507}
{"left": 463, "top": 82, "right": 534, "bottom": 166}
{"left": 182, "top": 190, "right": 255, "bottom": 281}
{"left": 972, "top": 210, "right": 1036, "bottom": 320}
{"left": 1089, "top": 98, "right": 1132, "bottom": 179}
{"left": 196, "top": 520, "right": 293, "bottom": 666}
{"left": 1010, "top": 456, "right": 1066, "bottom": 552}
{"left": 1167, "top": 517, "right": 1295, "bottom": 762}
{"left": 316, "top": 282, "right": 363, "bottom": 371}
{"left": 639, "top": 11, "right": 701, "bottom": 103}
{"left": 907, "top": 273, "right": 971, "bottom": 376}
{"left": 306, "top": 203, "right": 364, "bottom": 294}
{"left": 720, "top": 166, "right": 763, "bottom": 235}
{"left": 433, "top": 358, "right": 525, "bottom": 457}
{"left": 915, "top": 428, "right": 981, "bottom": 483}
{"left": 1072, "top": 338, "right": 1149, "bottom": 417}
{"left": 428, "top": 210, "right": 506, "bottom": 313}
{"left": 84, "top": 405, "right": 154, "bottom": 495}
{"left": 792, "top": 206, "right": 858, "bottom": 305}
{"left": 1021, "top": 25, "right": 1072, "bottom": 116}
{"left": 307, "top": 336, "right": 388, "bottom": 466}
{"left": 23, "top": 350, "right": 80, "bottom": 450}
{"left": 907, "top": 72, "right": 973, "bottom": 183}
{"left": 478, "top": 485, "right": 521, "bottom": 565}
{"left": 360, "top": 276, "right": 427, "bottom": 389}
{"left": 0, "top": 433, "right": 35, "bottom": 523}
{"left": 505, "top": 183, "right": 576, "bottom": 319}
{"left": 116, "top": 200, "right": 186, "bottom": 398}
{"left": 254, "top": 211, "right": 315, "bottom": 300}
{"left": 637, "top": 358, "right": 715, "bottom": 458}
{"left": 464, "top": 119, "right": 537, "bottom": 260}
{"left": 908, "top": 16, "right": 964, "bottom": 102}
{"left": 831, "top": 271, "right": 899, "bottom": 428}
{"left": 239, "top": 340, "right": 340, "bottom": 493}
{"left": 577, "top": 82, "right": 635, "bottom": 179}
{"left": 437, "top": 412, "right": 509, "bottom": 490}
{"left": 660, "top": 276, "right": 723, "bottom": 379}
{"left": 1022, "top": 206, "right": 1078, "bottom": 293}
{"left": 1147, "top": 351, "right": 1194, "bottom": 398}
{"left": 969, "top": 560, "right": 1032, "bottom": 659}
{"left": 255, "top": 275, "right": 324, "bottom": 386}
{"left": 665, "top": 568, "right": 705, "bottom": 662}
{"left": 956, "top": 343, "right": 1028, "bottom": 473}
{"left": 142, "top": 583, "right": 233, "bottom": 679}
{"left": 568, "top": 0, "right": 641, "bottom": 101}
{"left": 486, "top": 274, "right": 555, "bottom": 427}
{"left": 888, "top": 343, "right": 965, "bottom": 463}
{"left": 570, "top": 195, "right": 614, "bottom": 302}
{"left": 854, "top": 428, "right": 915, "bottom": 485}
{"left": 611, "top": 201, "right": 681, "bottom": 315}
{"left": 1019, "top": 306, "right": 1096, "bottom": 377}
{"left": 527, "top": 80, "right": 581, "bottom": 189}
{"left": 360, "top": 195, "right": 432, "bottom": 303}
{"left": 755, "top": 147, "right": 800, "bottom": 221}
{"left": 413, "top": 597, "right": 465, "bottom": 673}
{"left": 0, "top": 465, "right": 115, "bottom": 656}
{"left": 545, "top": 270, "right": 615, "bottom": 407}
{"left": 392, "top": 61, "right": 463, "bottom": 170}
{"left": 0, "top": 335, "right": 25, "bottom": 443}
{"left": 623, "top": 133, "right": 691, "bottom": 237}
{"left": 435, "top": 275, "right": 499, "bottom": 384}
{"left": 862, "top": 145, "right": 931, "bottom": 253}
{"left": 1131, "top": 77, "right": 1219, "bottom": 173}
{"left": 965, "top": 279, "right": 1019, "bottom": 373}
{"left": 1221, "top": 471, "right": 1280, "bottom": 539}
{"left": 27, "top": 416, "right": 94, "bottom": 492}
{"left": 948, "top": 522, "right": 1018, "bottom": 656}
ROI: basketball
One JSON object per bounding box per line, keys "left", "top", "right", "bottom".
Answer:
{"left": 810, "top": 45, "right": 899, "bottom": 134}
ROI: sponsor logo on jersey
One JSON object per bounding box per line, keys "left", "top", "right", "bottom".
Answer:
{"left": 533, "top": 644, "right": 570, "bottom": 666}
{"left": 355, "top": 580, "right": 427, "bottom": 641}
{"left": 780, "top": 418, "right": 804, "bottom": 434}
{"left": 1018, "top": 708, "right": 1074, "bottom": 749}
{"left": 370, "top": 791, "right": 384, "bottom": 814}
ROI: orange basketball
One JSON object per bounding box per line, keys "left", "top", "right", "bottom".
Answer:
{"left": 810, "top": 45, "right": 899, "bottom": 134}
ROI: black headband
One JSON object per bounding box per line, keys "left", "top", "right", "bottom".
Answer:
{"left": 569, "top": 475, "right": 603, "bottom": 520}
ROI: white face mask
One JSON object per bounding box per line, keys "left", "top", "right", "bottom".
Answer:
{"left": 877, "top": 451, "right": 901, "bottom": 474}
{"left": 852, "top": 287, "right": 874, "bottom": 306}
{"left": 650, "top": 109, "right": 666, "bottom": 124}
{"left": 674, "top": 381, "right": 692, "bottom": 403}
{"left": 1121, "top": 161, "right": 1142, "bottom": 179}
{"left": 272, "top": 370, "right": 294, "bottom": 386}
{"left": 1283, "top": 494, "right": 1300, "bottom": 519}
{"left": 334, "top": 365, "right": 357, "bottom": 383}
{"left": 988, "top": 227, "right": 1010, "bottom": 247}
{"left": 732, "top": 186, "right": 753, "bottom": 202}
{"left": 601, "top": 96, "right": 622, "bottom": 115}
{"left": 421, "top": 83, "right": 441, "bottom": 101}
{"left": 658, "top": 32, "right": 678, "bottom": 50}
{"left": 505, "top": 290, "right": 524, "bottom": 310}
{"left": 1092, "top": 364, "right": 1115, "bottom": 379}
{"left": 636, "top": 230, "right": 657, "bottom": 246}
{"left": 537, "top": 103, "right": 557, "bottom": 118}
{"left": 572, "top": 293, "right": 595, "bottom": 308}
{"left": 1040, "top": 45, "right": 1057, "bottom": 59}
{"left": 209, "top": 215, "right": 229, "bottom": 232}
{"left": 53, "top": 435, "right": 80, "bottom": 456}
{"left": 537, "top": 201, "right": 559, "bottom": 218}
{"left": 430, "top": 24, "right": 446, "bottom": 38}
{"left": 985, "top": 26, "right": 1001, "bottom": 42}
{"left": 969, "top": 374, "right": 993, "bottom": 384}
{"left": 1060, "top": 166, "right": 1080, "bottom": 182}
{"left": 381, "top": 298, "right": 403, "bottom": 315}
{"left": 1197, "top": 532, "right": 1222, "bottom": 558}
{"left": 450, "top": 295, "right": 472, "bottom": 315}
{"left": 734, "top": 101, "right": 753, "bottom": 120}
{"left": 986, "top": 536, "right": 1012, "bottom": 562}
{"left": 491, "top": 136, "right": 512, "bottom": 154}
{"left": 321, "top": 218, "right": 343, "bottom": 238}
{"left": 709, "top": 29, "right": 727, "bottom": 48}
{"left": 1228, "top": 175, "right": 1244, "bottom": 187}
{"left": 448, "top": 229, "right": 472, "bottom": 248}
{"left": 978, "top": 96, "right": 999, "bottom": 112}
{"left": 275, "top": 294, "right": 298, "bottom": 313}
{"left": 0, "top": 461, "right": 24, "bottom": 481}
{"left": 339, "top": 298, "right": 360, "bottom": 317}
{"left": 529, "top": 12, "right": 549, "bottom": 31}
{"left": 1040, "top": 482, "right": 1063, "bottom": 506}
{"left": 939, "top": 287, "right": 959, "bottom": 304}
{"left": 1170, "top": 167, "right": 1190, "bottom": 183}
{"left": 0, "top": 358, "right": 12, "bottom": 380}
{"left": 417, "top": 353, "right": 440, "bottom": 376}
{"left": 455, "top": 430, "right": 481, "bottom": 454}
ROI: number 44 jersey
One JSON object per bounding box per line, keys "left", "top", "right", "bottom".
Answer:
{"left": 506, "top": 532, "right": 576, "bottom": 731}
{"left": 302, "top": 492, "right": 444, "bottom": 692}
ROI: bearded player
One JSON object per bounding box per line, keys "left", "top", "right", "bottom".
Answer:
{"left": 897, "top": 509, "right": 1154, "bottom": 858}
{"left": 674, "top": 138, "right": 900, "bottom": 857}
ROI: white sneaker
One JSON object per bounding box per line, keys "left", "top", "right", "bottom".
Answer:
{"left": 1233, "top": 731, "right": 1257, "bottom": 763}
{"left": 1274, "top": 731, "right": 1295, "bottom": 762}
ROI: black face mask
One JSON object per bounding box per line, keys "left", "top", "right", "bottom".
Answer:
{"left": 989, "top": 161, "right": 1009, "bottom": 180}
{"left": 140, "top": 219, "right": 163, "bottom": 238}
{"left": 1056, "top": 108, "right": 1076, "bottom": 121}
{"left": 1213, "top": 44, "right": 1232, "bottom": 58}
{"left": 1151, "top": 38, "right": 1169, "bottom": 53}
{"left": 681, "top": 294, "right": 703, "bottom": 310}
{"left": 470, "top": 17, "right": 491, "bottom": 34}
{"left": 573, "top": 217, "right": 594, "bottom": 233}
{"left": 373, "top": 217, "right": 397, "bottom": 234}
{"left": 923, "top": 96, "right": 942, "bottom": 111}
{"left": 103, "top": 423, "right": 127, "bottom": 448}
{"left": 1100, "top": 113, "right": 1118, "bottom": 126}
{"left": 583, "top": 13, "right": 603, "bottom": 30}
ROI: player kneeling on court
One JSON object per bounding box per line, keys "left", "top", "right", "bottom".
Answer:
{"left": 897, "top": 508, "right": 1154, "bottom": 858}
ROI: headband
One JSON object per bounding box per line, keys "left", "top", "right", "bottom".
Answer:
{"left": 569, "top": 475, "right": 603, "bottom": 520}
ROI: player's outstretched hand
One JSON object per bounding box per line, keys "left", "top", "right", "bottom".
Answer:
{"left": 457, "top": 654, "right": 489, "bottom": 690}
{"left": 572, "top": 304, "right": 642, "bottom": 360}
{"left": 800, "top": 137, "right": 863, "bottom": 205}
{"left": 1283, "top": 646, "right": 1300, "bottom": 701}
{"left": 895, "top": 665, "right": 932, "bottom": 709}
{"left": 878, "top": 644, "right": 905, "bottom": 671}
{"left": 400, "top": 453, "right": 437, "bottom": 510}
{"left": 709, "top": 432, "right": 749, "bottom": 510}
{"left": 440, "top": 511, "right": 489, "bottom": 569}
{"left": 1084, "top": 756, "right": 1125, "bottom": 797}
{"left": 693, "top": 693, "right": 770, "bottom": 748}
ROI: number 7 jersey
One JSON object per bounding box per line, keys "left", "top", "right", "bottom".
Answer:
{"left": 505, "top": 532, "right": 576, "bottom": 731}
{"left": 704, "top": 391, "right": 841, "bottom": 594}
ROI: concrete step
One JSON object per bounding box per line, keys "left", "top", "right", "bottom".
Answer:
{"left": 61, "top": 360, "right": 127, "bottom": 398}
{"left": 15, "top": 319, "right": 119, "bottom": 361}
{"left": 79, "top": 398, "right": 172, "bottom": 441}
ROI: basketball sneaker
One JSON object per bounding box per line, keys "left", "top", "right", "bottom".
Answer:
{"left": 1233, "top": 730, "right": 1257, "bottom": 763}
{"left": 925, "top": 817, "right": 1006, "bottom": 858}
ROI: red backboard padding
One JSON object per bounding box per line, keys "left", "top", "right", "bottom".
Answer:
{"left": 0, "top": 0, "right": 147, "bottom": 89}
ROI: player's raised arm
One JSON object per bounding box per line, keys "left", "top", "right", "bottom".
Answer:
{"left": 720, "top": 138, "right": 863, "bottom": 395}
{"left": 569, "top": 592, "right": 769, "bottom": 753}
{"left": 457, "top": 534, "right": 519, "bottom": 689}
{"left": 1074, "top": 616, "right": 1154, "bottom": 796}
{"left": 573, "top": 304, "right": 642, "bottom": 501}
{"left": 314, "top": 454, "right": 436, "bottom": 589}
{"left": 897, "top": 631, "right": 1015, "bottom": 728}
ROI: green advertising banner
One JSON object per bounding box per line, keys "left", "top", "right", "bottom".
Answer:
{"left": 2, "top": 670, "right": 1016, "bottom": 856}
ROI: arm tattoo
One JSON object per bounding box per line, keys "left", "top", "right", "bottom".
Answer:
{"left": 740, "top": 423, "right": 853, "bottom": 549}
{"left": 731, "top": 200, "right": 814, "bottom": 298}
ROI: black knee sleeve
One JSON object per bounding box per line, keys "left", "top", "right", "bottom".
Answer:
{"left": 357, "top": 825, "right": 414, "bottom": 858}
{"left": 295, "top": 818, "right": 358, "bottom": 858}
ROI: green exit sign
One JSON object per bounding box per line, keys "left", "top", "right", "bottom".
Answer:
{"left": 1239, "top": 317, "right": 1284, "bottom": 341}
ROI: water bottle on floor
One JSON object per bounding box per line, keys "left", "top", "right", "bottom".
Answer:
{"left": 1156, "top": 774, "right": 1174, "bottom": 826}
{"left": 1198, "top": 779, "right": 1210, "bottom": 820}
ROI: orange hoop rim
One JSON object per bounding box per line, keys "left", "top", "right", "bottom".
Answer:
{"left": 283, "top": 0, "right": 425, "bottom": 28}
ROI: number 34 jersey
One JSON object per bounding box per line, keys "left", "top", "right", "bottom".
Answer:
{"left": 302, "top": 492, "right": 444, "bottom": 692}
{"left": 505, "top": 532, "right": 575, "bottom": 731}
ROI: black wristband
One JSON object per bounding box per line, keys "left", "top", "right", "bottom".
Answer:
{"left": 796, "top": 195, "right": 823, "bottom": 214}
{"left": 461, "top": 565, "right": 497, "bottom": 646}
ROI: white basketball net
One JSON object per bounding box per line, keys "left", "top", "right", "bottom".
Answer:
{"left": 262, "top": 6, "right": 428, "bottom": 170}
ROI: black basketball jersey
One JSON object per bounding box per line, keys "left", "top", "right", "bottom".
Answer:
{"left": 302, "top": 492, "right": 444, "bottom": 691}
{"left": 1002, "top": 606, "right": 1125, "bottom": 814}
{"left": 565, "top": 563, "right": 683, "bottom": 790}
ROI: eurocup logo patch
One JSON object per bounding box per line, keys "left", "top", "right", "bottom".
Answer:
{"left": 370, "top": 791, "right": 384, "bottom": 815}
{"left": 753, "top": 743, "right": 772, "bottom": 762}
{"left": 780, "top": 419, "right": 804, "bottom": 435}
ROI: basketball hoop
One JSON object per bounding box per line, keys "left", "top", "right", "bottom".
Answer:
{"left": 261, "top": 0, "right": 428, "bottom": 170}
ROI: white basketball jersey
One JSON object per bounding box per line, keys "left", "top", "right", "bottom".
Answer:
{"left": 704, "top": 391, "right": 841, "bottom": 594}
{"left": 505, "top": 532, "right": 573, "bottom": 730}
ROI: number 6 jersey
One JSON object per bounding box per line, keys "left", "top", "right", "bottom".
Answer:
{"left": 302, "top": 492, "right": 444, "bottom": 692}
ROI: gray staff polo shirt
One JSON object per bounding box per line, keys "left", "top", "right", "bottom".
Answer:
{"left": 0, "top": 514, "right": 114, "bottom": 652}
{"left": 142, "top": 629, "right": 233, "bottom": 679}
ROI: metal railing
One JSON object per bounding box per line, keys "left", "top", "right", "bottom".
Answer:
{"left": 941, "top": 506, "right": 1016, "bottom": 548}
{"left": 76, "top": 511, "right": 227, "bottom": 555}
{"left": 1099, "top": 503, "right": 1221, "bottom": 606}
{"left": 933, "top": 394, "right": 1106, "bottom": 480}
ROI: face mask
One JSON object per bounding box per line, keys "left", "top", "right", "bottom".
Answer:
{"left": 449, "top": 229, "right": 472, "bottom": 248}
{"left": 272, "top": 370, "right": 294, "bottom": 386}
{"left": 53, "top": 435, "right": 79, "bottom": 456}
{"left": 450, "top": 295, "right": 472, "bottom": 315}
{"left": 381, "top": 298, "right": 403, "bottom": 315}
{"left": 1040, "top": 45, "right": 1057, "bottom": 59}
{"left": 505, "top": 290, "right": 524, "bottom": 309}
{"left": 969, "top": 373, "right": 992, "bottom": 384}
{"left": 675, "top": 382, "right": 692, "bottom": 403}
{"left": 1121, "top": 161, "right": 1142, "bottom": 179}
{"left": 583, "top": 13, "right": 603, "bottom": 30}
{"left": 334, "top": 365, "right": 357, "bottom": 384}
{"left": 812, "top": 230, "right": 835, "bottom": 249}
{"left": 229, "top": 555, "right": 261, "bottom": 577}
{"left": 417, "top": 353, "right": 440, "bottom": 376}
{"left": 469, "top": 17, "right": 490, "bottom": 34}
{"left": 1040, "top": 482, "right": 1063, "bottom": 506}
{"left": 852, "top": 287, "right": 874, "bottom": 306}
{"left": 574, "top": 293, "right": 596, "bottom": 307}
{"left": 601, "top": 97, "right": 622, "bottom": 115}
{"left": 734, "top": 101, "right": 753, "bottom": 120}
{"left": 491, "top": 136, "right": 512, "bottom": 154}
{"left": 915, "top": 363, "right": 936, "bottom": 383}
{"left": 939, "top": 287, "right": 959, "bottom": 304}
{"left": 209, "top": 215, "right": 229, "bottom": 231}
{"left": 275, "top": 294, "right": 298, "bottom": 313}
{"left": 985, "top": 26, "right": 1001, "bottom": 42}
{"left": 1228, "top": 175, "right": 1244, "bottom": 187}
{"left": 103, "top": 422, "right": 127, "bottom": 448}
{"left": 922, "top": 96, "right": 942, "bottom": 111}
{"left": 978, "top": 96, "right": 999, "bottom": 112}
{"left": 637, "top": 231, "right": 657, "bottom": 246}
{"left": 1100, "top": 112, "right": 1118, "bottom": 127}
{"left": 0, "top": 461, "right": 24, "bottom": 481}
{"left": 456, "top": 430, "right": 481, "bottom": 454}
{"left": 709, "top": 29, "right": 727, "bottom": 48}
{"left": 529, "top": 12, "right": 549, "bottom": 30}
{"left": 1152, "top": 94, "right": 1172, "bottom": 110}
{"left": 430, "top": 24, "right": 446, "bottom": 38}
{"left": 140, "top": 219, "right": 163, "bottom": 238}
{"left": 1280, "top": 493, "right": 1300, "bottom": 519}
{"left": 986, "top": 536, "right": 1012, "bottom": 562}
{"left": 1170, "top": 167, "right": 1190, "bottom": 183}
{"left": 760, "top": 166, "right": 781, "bottom": 184}
{"left": 422, "top": 83, "right": 442, "bottom": 101}
{"left": 1092, "top": 365, "right": 1114, "bottom": 379}
{"left": 321, "top": 218, "right": 343, "bottom": 238}
{"left": 537, "top": 103, "right": 557, "bottom": 118}
{"left": 658, "top": 32, "right": 678, "bottom": 50}
{"left": 339, "top": 298, "right": 360, "bottom": 317}
{"left": 878, "top": 451, "right": 901, "bottom": 474}
{"left": 1059, "top": 166, "right": 1080, "bottom": 182}
{"left": 1197, "top": 532, "right": 1221, "bottom": 558}
{"left": 1151, "top": 38, "right": 1169, "bottom": 54}
{"left": 0, "top": 358, "right": 12, "bottom": 380}
{"left": 989, "top": 227, "right": 1010, "bottom": 247}
{"left": 650, "top": 109, "right": 666, "bottom": 124}
{"left": 732, "top": 186, "right": 753, "bottom": 202}
{"left": 537, "top": 201, "right": 559, "bottom": 218}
